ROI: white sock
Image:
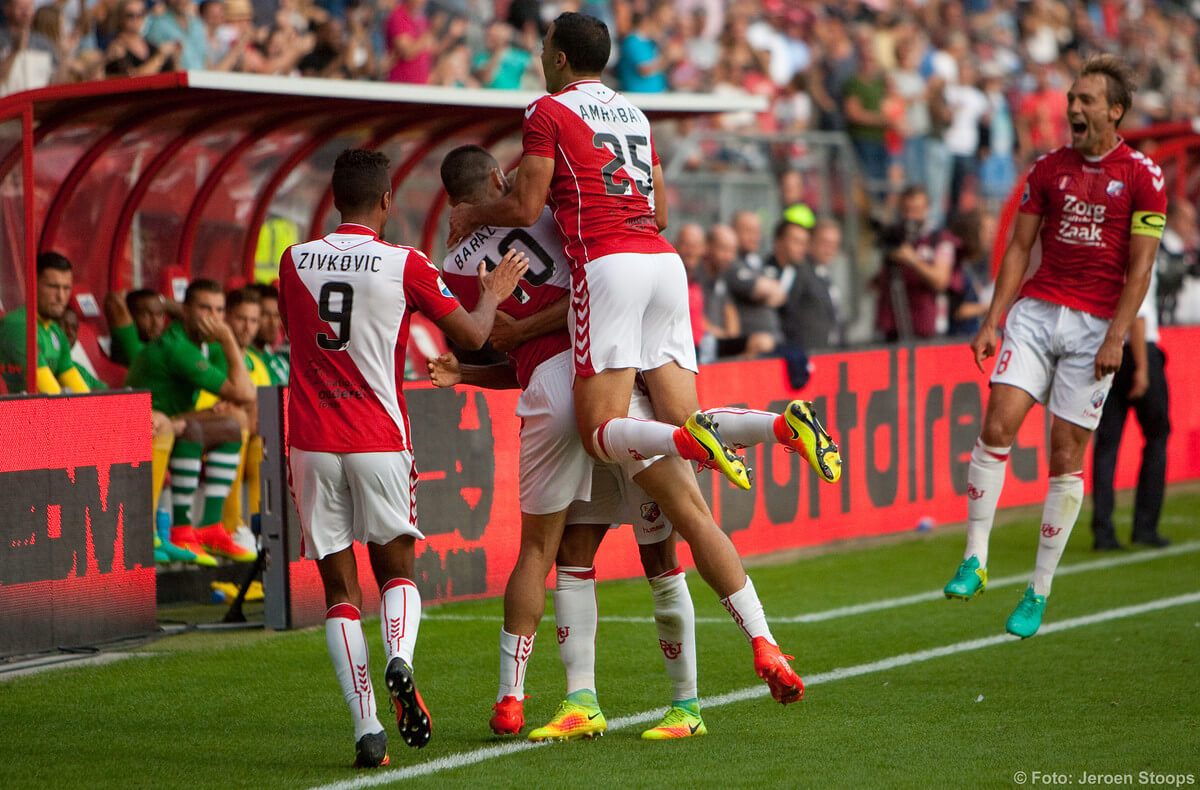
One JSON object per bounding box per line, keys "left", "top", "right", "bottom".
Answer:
{"left": 649, "top": 567, "right": 698, "bottom": 703}
{"left": 592, "top": 418, "right": 680, "bottom": 463}
{"left": 964, "top": 440, "right": 1011, "bottom": 568}
{"left": 719, "top": 576, "right": 775, "bottom": 644}
{"left": 704, "top": 408, "right": 777, "bottom": 449}
{"left": 1031, "top": 473, "right": 1084, "bottom": 596}
{"left": 380, "top": 577, "right": 420, "bottom": 666}
{"left": 324, "top": 603, "right": 384, "bottom": 740}
{"left": 496, "top": 628, "right": 535, "bottom": 702}
{"left": 555, "top": 566, "right": 597, "bottom": 696}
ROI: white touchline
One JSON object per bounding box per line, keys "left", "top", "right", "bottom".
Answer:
{"left": 422, "top": 540, "right": 1200, "bottom": 625}
{"left": 309, "top": 591, "right": 1200, "bottom": 790}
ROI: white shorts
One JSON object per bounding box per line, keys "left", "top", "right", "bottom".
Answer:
{"left": 288, "top": 447, "right": 424, "bottom": 560}
{"left": 991, "top": 297, "right": 1115, "bottom": 430}
{"left": 564, "top": 462, "right": 673, "bottom": 545}
{"left": 570, "top": 252, "right": 699, "bottom": 378}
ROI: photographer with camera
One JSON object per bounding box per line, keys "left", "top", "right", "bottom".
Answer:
{"left": 873, "top": 184, "right": 960, "bottom": 341}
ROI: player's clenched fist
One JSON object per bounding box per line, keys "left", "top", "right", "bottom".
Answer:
{"left": 427, "top": 352, "right": 462, "bottom": 388}
{"left": 480, "top": 249, "right": 529, "bottom": 302}
{"left": 970, "top": 323, "right": 998, "bottom": 373}
{"left": 1094, "top": 335, "right": 1124, "bottom": 380}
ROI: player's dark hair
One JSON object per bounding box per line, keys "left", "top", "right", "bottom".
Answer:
{"left": 184, "top": 278, "right": 224, "bottom": 305}
{"left": 440, "top": 145, "right": 499, "bottom": 203}
{"left": 550, "top": 12, "right": 610, "bottom": 73}
{"left": 248, "top": 282, "right": 279, "bottom": 302}
{"left": 1080, "top": 54, "right": 1135, "bottom": 127}
{"left": 226, "top": 287, "right": 262, "bottom": 312}
{"left": 36, "top": 251, "right": 72, "bottom": 276}
{"left": 126, "top": 288, "right": 160, "bottom": 314}
{"left": 332, "top": 148, "right": 392, "bottom": 214}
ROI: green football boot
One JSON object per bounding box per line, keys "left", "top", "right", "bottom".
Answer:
{"left": 944, "top": 555, "right": 987, "bottom": 600}
{"left": 1005, "top": 586, "right": 1047, "bottom": 639}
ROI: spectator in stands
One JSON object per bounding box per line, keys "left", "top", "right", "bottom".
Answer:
{"left": 732, "top": 209, "right": 764, "bottom": 271}
{"left": 1159, "top": 201, "right": 1200, "bottom": 326}
{"left": 725, "top": 216, "right": 785, "bottom": 359}
{"left": 0, "top": 0, "right": 60, "bottom": 94}
{"left": 105, "top": 0, "right": 180, "bottom": 77}
{"left": 943, "top": 61, "right": 989, "bottom": 217}
{"left": 809, "top": 15, "right": 856, "bottom": 133}
{"left": 978, "top": 65, "right": 1017, "bottom": 205}
{"left": 698, "top": 223, "right": 741, "bottom": 362}
{"left": 1016, "top": 63, "right": 1068, "bottom": 161}
{"left": 843, "top": 38, "right": 892, "bottom": 208}
{"left": 874, "top": 185, "right": 958, "bottom": 341}
{"left": 471, "top": 20, "right": 530, "bottom": 90}
{"left": 947, "top": 208, "right": 993, "bottom": 337}
{"left": 104, "top": 288, "right": 168, "bottom": 366}
{"left": 0, "top": 252, "right": 92, "bottom": 394}
{"left": 775, "top": 219, "right": 836, "bottom": 354}
{"left": 808, "top": 218, "right": 847, "bottom": 346}
{"left": 31, "top": 4, "right": 83, "bottom": 83}
{"left": 144, "top": 0, "right": 208, "bottom": 70}
{"left": 125, "top": 279, "right": 256, "bottom": 565}
{"left": 891, "top": 36, "right": 930, "bottom": 193}
{"left": 616, "top": 7, "right": 679, "bottom": 93}
{"left": 430, "top": 39, "right": 478, "bottom": 88}
{"left": 386, "top": 0, "right": 463, "bottom": 84}
{"left": 675, "top": 222, "right": 707, "bottom": 357}
{"left": 299, "top": 18, "right": 351, "bottom": 78}
{"left": 199, "top": 0, "right": 249, "bottom": 71}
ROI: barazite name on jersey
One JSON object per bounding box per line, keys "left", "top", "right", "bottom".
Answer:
{"left": 449, "top": 226, "right": 503, "bottom": 270}
{"left": 294, "top": 252, "right": 383, "bottom": 272}
{"left": 575, "top": 103, "right": 647, "bottom": 125}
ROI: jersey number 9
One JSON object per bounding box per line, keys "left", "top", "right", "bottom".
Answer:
{"left": 317, "top": 281, "right": 354, "bottom": 350}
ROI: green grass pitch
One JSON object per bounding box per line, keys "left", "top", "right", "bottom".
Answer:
{"left": 2, "top": 487, "right": 1198, "bottom": 789}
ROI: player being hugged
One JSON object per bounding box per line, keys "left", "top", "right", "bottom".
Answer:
{"left": 279, "top": 149, "right": 527, "bottom": 768}
{"left": 447, "top": 12, "right": 842, "bottom": 704}
{"left": 942, "top": 55, "right": 1167, "bottom": 638}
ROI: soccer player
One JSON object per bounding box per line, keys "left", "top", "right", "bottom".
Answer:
{"left": 0, "top": 252, "right": 93, "bottom": 394}
{"left": 248, "top": 282, "right": 290, "bottom": 382}
{"left": 104, "top": 288, "right": 169, "bottom": 367}
{"left": 278, "top": 149, "right": 527, "bottom": 768}
{"left": 942, "top": 55, "right": 1167, "bottom": 638}
{"left": 447, "top": 13, "right": 840, "bottom": 704}
{"left": 434, "top": 144, "right": 706, "bottom": 740}
{"left": 126, "top": 279, "right": 257, "bottom": 565}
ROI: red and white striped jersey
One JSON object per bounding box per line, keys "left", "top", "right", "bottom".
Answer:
{"left": 279, "top": 223, "right": 461, "bottom": 453}
{"left": 440, "top": 209, "right": 571, "bottom": 389}
{"left": 522, "top": 79, "right": 675, "bottom": 271}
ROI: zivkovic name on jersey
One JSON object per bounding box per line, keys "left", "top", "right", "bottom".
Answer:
{"left": 294, "top": 252, "right": 384, "bottom": 272}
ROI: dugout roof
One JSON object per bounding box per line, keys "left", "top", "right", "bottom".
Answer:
{"left": 0, "top": 71, "right": 763, "bottom": 350}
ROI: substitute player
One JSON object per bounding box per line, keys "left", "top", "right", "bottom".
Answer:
{"left": 434, "top": 144, "right": 706, "bottom": 740}
{"left": 279, "top": 149, "right": 527, "bottom": 767}
{"left": 448, "top": 12, "right": 839, "bottom": 704}
{"left": 942, "top": 55, "right": 1166, "bottom": 638}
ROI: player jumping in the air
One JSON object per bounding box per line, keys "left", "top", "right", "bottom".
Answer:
{"left": 942, "top": 55, "right": 1166, "bottom": 637}
{"left": 279, "top": 149, "right": 527, "bottom": 767}
{"left": 448, "top": 13, "right": 841, "bottom": 704}
{"left": 434, "top": 144, "right": 706, "bottom": 740}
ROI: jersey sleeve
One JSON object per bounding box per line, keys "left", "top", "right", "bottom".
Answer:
{"left": 1018, "top": 156, "right": 1048, "bottom": 215}
{"left": 1129, "top": 157, "right": 1167, "bottom": 238}
{"left": 522, "top": 97, "right": 558, "bottom": 159}
{"left": 165, "top": 336, "right": 228, "bottom": 394}
{"left": 441, "top": 270, "right": 481, "bottom": 313}
{"left": 277, "top": 247, "right": 293, "bottom": 334}
{"left": 109, "top": 322, "right": 144, "bottom": 367}
{"left": 403, "top": 251, "right": 461, "bottom": 321}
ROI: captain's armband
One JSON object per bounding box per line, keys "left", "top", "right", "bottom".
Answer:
{"left": 1130, "top": 211, "right": 1166, "bottom": 238}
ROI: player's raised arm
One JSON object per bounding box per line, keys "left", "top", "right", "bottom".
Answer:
{"left": 970, "top": 211, "right": 1041, "bottom": 372}
{"left": 447, "top": 155, "right": 555, "bottom": 247}
{"left": 434, "top": 249, "right": 529, "bottom": 349}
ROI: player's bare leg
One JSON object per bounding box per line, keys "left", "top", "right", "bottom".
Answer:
{"left": 492, "top": 510, "right": 569, "bottom": 735}
{"left": 317, "top": 547, "right": 388, "bottom": 766}
{"left": 945, "top": 384, "right": 1038, "bottom": 601}
{"left": 1007, "top": 416, "right": 1090, "bottom": 638}
{"left": 575, "top": 366, "right": 750, "bottom": 489}
{"left": 364, "top": 536, "right": 430, "bottom": 748}
{"left": 632, "top": 456, "right": 803, "bottom": 704}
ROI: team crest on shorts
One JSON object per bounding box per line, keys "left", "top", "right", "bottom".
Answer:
{"left": 1106, "top": 180, "right": 1125, "bottom": 197}
{"left": 640, "top": 502, "right": 661, "bottom": 523}
{"left": 1090, "top": 389, "right": 1107, "bottom": 409}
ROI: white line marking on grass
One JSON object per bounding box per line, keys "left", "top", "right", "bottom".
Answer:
{"left": 310, "top": 591, "right": 1200, "bottom": 790}
{"left": 422, "top": 540, "right": 1200, "bottom": 625}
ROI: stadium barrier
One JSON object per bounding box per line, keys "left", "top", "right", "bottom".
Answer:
{"left": 260, "top": 328, "right": 1200, "bottom": 629}
{"left": 0, "top": 391, "right": 154, "bottom": 656}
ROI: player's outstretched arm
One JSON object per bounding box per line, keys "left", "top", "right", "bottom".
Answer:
{"left": 447, "top": 155, "right": 555, "bottom": 247}
{"left": 1095, "top": 233, "right": 1159, "bottom": 380}
{"left": 490, "top": 295, "right": 569, "bottom": 352}
{"left": 970, "top": 212, "right": 1040, "bottom": 372}
{"left": 427, "top": 352, "right": 520, "bottom": 390}
{"left": 435, "top": 250, "right": 529, "bottom": 350}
